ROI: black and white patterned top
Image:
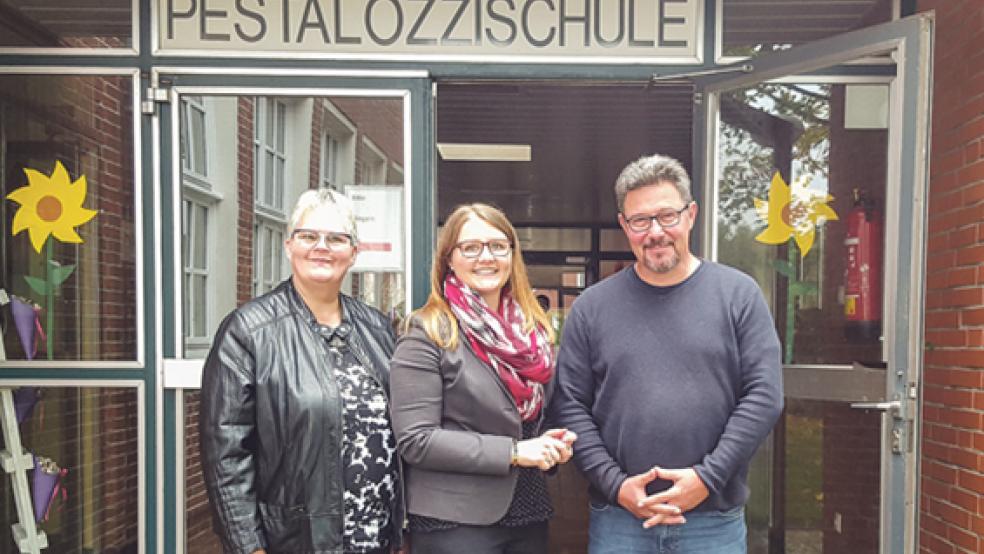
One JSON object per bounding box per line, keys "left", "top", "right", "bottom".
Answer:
{"left": 324, "top": 325, "right": 398, "bottom": 553}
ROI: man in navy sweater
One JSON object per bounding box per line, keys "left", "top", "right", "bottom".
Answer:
{"left": 549, "top": 154, "right": 783, "bottom": 553}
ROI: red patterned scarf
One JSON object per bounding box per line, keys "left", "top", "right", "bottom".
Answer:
{"left": 444, "top": 273, "right": 554, "bottom": 421}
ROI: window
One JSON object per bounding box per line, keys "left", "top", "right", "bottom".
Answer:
{"left": 321, "top": 133, "right": 340, "bottom": 189}
{"left": 252, "top": 97, "right": 289, "bottom": 296}
{"left": 180, "top": 96, "right": 208, "bottom": 180}
{"left": 253, "top": 221, "right": 284, "bottom": 296}
{"left": 254, "top": 98, "right": 287, "bottom": 212}
{"left": 182, "top": 199, "right": 209, "bottom": 341}
{"left": 320, "top": 100, "right": 357, "bottom": 189}
{"left": 360, "top": 136, "right": 387, "bottom": 185}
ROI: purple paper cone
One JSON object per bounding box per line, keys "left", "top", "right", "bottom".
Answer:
{"left": 32, "top": 456, "right": 61, "bottom": 522}
{"left": 10, "top": 296, "right": 37, "bottom": 360}
{"left": 14, "top": 387, "right": 40, "bottom": 424}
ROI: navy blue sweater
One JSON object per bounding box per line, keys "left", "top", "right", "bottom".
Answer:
{"left": 548, "top": 261, "right": 783, "bottom": 512}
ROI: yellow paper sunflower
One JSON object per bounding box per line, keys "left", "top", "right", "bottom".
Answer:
{"left": 754, "top": 171, "right": 838, "bottom": 258}
{"left": 6, "top": 161, "right": 98, "bottom": 253}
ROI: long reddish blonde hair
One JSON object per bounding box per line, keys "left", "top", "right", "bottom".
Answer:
{"left": 413, "top": 203, "right": 554, "bottom": 350}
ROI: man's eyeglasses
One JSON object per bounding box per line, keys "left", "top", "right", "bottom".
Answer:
{"left": 291, "top": 229, "right": 353, "bottom": 251}
{"left": 623, "top": 203, "right": 691, "bottom": 233}
{"left": 456, "top": 239, "right": 512, "bottom": 259}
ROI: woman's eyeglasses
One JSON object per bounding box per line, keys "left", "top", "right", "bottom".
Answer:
{"left": 456, "top": 239, "right": 512, "bottom": 259}
{"left": 291, "top": 229, "right": 353, "bottom": 251}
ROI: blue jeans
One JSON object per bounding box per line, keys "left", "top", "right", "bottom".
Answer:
{"left": 588, "top": 502, "right": 747, "bottom": 554}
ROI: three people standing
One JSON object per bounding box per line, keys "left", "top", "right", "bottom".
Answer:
{"left": 200, "top": 153, "right": 781, "bottom": 554}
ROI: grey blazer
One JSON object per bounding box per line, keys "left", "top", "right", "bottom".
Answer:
{"left": 389, "top": 321, "right": 536, "bottom": 525}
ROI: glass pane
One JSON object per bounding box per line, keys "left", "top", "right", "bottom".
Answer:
{"left": 179, "top": 95, "right": 407, "bottom": 359}
{"left": 191, "top": 108, "right": 207, "bottom": 176}
{"left": 263, "top": 227, "right": 274, "bottom": 282}
{"left": 0, "top": 386, "right": 140, "bottom": 551}
{"left": 179, "top": 102, "right": 190, "bottom": 172}
{"left": 514, "top": 227, "right": 590, "bottom": 251}
{"left": 721, "top": 0, "right": 893, "bottom": 58}
{"left": 193, "top": 205, "right": 207, "bottom": 269}
{"left": 600, "top": 228, "right": 630, "bottom": 252}
{"left": 275, "top": 157, "right": 285, "bottom": 209}
{"left": 0, "top": 0, "right": 132, "bottom": 48}
{"left": 599, "top": 260, "right": 632, "bottom": 280}
{"left": 182, "top": 389, "right": 224, "bottom": 552}
{"left": 437, "top": 82, "right": 694, "bottom": 225}
{"left": 1, "top": 74, "right": 137, "bottom": 361}
{"left": 715, "top": 82, "right": 886, "bottom": 366}
{"left": 264, "top": 152, "right": 274, "bottom": 205}
{"left": 265, "top": 99, "right": 274, "bottom": 144}
{"left": 193, "top": 275, "right": 207, "bottom": 337}
{"left": 782, "top": 398, "right": 880, "bottom": 553}
{"left": 276, "top": 103, "right": 286, "bottom": 151}
{"left": 527, "top": 265, "right": 585, "bottom": 290}
{"left": 183, "top": 274, "right": 191, "bottom": 336}
{"left": 181, "top": 200, "right": 191, "bottom": 266}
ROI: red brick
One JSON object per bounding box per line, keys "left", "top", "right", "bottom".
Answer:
{"left": 950, "top": 486, "right": 979, "bottom": 513}
{"left": 946, "top": 525, "right": 979, "bottom": 552}
{"left": 931, "top": 330, "right": 974, "bottom": 348}
{"left": 926, "top": 310, "right": 961, "bottom": 329}
{"left": 944, "top": 387, "right": 975, "bottom": 407}
{"left": 957, "top": 469, "right": 984, "bottom": 494}
{"left": 963, "top": 307, "right": 984, "bottom": 326}
{"left": 947, "top": 267, "right": 979, "bottom": 287}
{"left": 956, "top": 245, "right": 984, "bottom": 266}
{"left": 932, "top": 498, "right": 971, "bottom": 527}
{"left": 948, "top": 226, "right": 979, "bottom": 249}
{"left": 938, "top": 407, "right": 982, "bottom": 431}
{"left": 963, "top": 182, "right": 984, "bottom": 204}
{"left": 923, "top": 476, "right": 953, "bottom": 499}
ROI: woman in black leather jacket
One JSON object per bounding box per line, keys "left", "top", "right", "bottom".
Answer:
{"left": 199, "top": 188, "right": 403, "bottom": 554}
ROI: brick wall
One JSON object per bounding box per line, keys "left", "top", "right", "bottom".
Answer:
{"left": 917, "top": 1, "right": 984, "bottom": 553}
{"left": 237, "top": 97, "right": 256, "bottom": 305}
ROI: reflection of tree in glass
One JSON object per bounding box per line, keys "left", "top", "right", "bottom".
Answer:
{"left": 717, "top": 84, "right": 831, "bottom": 238}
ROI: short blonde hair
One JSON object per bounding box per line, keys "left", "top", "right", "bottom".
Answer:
{"left": 288, "top": 188, "right": 359, "bottom": 244}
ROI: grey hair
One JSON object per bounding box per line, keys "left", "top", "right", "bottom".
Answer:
{"left": 287, "top": 188, "right": 359, "bottom": 244}
{"left": 614, "top": 154, "right": 693, "bottom": 213}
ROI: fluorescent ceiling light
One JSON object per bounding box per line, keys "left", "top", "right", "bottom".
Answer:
{"left": 436, "top": 143, "right": 531, "bottom": 162}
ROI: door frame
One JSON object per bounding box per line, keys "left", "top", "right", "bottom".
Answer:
{"left": 149, "top": 68, "right": 433, "bottom": 553}
{"left": 694, "top": 13, "right": 933, "bottom": 554}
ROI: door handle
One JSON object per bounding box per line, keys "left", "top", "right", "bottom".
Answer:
{"left": 849, "top": 400, "right": 901, "bottom": 418}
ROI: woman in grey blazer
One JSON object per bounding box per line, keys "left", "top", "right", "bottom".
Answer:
{"left": 390, "top": 203, "right": 577, "bottom": 554}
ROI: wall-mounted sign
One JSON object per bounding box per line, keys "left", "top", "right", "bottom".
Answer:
{"left": 347, "top": 185, "right": 403, "bottom": 272}
{"left": 158, "top": 0, "right": 701, "bottom": 63}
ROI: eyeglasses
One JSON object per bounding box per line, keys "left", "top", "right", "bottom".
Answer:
{"left": 291, "top": 229, "right": 353, "bottom": 251}
{"left": 623, "top": 204, "right": 691, "bottom": 233}
{"left": 456, "top": 239, "right": 512, "bottom": 259}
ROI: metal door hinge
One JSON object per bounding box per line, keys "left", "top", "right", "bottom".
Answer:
{"left": 142, "top": 87, "right": 170, "bottom": 115}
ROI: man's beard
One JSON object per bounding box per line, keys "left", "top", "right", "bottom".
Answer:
{"left": 642, "top": 238, "right": 680, "bottom": 274}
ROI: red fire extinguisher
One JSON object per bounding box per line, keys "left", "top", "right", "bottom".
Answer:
{"left": 844, "top": 189, "right": 882, "bottom": 341}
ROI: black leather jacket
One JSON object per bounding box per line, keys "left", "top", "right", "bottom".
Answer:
{"left": 199, "top": 279, "right": 402, "bottom": 554}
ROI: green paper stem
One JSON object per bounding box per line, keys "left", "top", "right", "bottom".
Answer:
{"left": 45, "top": 239, "right": 54, "bottom": 360}
{"left": 784, "top": 244, "right": 796, "bottom": 364}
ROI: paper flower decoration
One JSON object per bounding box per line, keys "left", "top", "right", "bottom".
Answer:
{"left": 754, "top": 171, "right": 838, "bottom": 257}
{"left": 32, "top": 455, "right": 68, "bottom": 522}
{"left": 6, "top": 161, "right": 97, "bottom": 253}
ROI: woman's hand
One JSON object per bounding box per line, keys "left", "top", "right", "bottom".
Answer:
{"left": 514, "top": 428, "right": 578, "bottom": 470}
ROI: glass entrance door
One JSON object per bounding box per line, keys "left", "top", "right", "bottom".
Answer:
{"left": 153, "top": 71, "right": 431, "bottom": 553}
{"left": 696, "top": 14, "right": 932, "bottom": 554}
